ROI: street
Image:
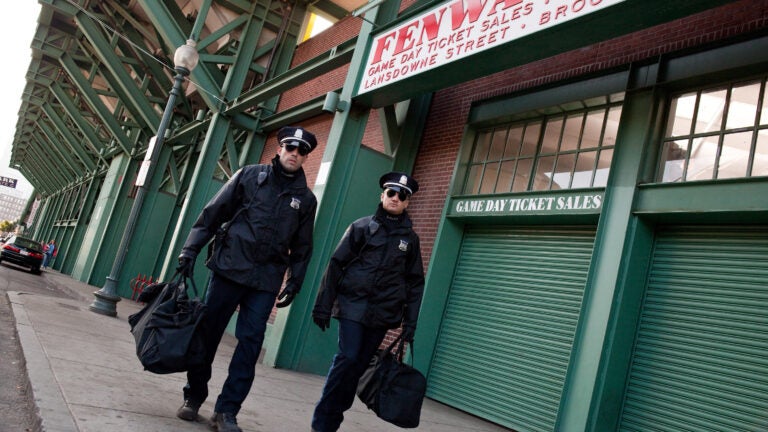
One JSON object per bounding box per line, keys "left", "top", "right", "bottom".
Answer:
{"left": 0, "top": 262, "right": 74, "bottom": 431}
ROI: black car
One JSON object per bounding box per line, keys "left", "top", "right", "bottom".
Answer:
{"left": 0, "top": 235, "right": 44, "bottom": 274}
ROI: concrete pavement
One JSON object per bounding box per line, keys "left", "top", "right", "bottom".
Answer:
{"left": 9, "top": 270, "right": 510, "bottom": 432}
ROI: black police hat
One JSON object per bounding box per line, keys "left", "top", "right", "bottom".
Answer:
{"left": 379, "top": 171, "right": 419, "bottom": 195}
{"left": 277, "top": 126, "right": 317, "bottom": 154}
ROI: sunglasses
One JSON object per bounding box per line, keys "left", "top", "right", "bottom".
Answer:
{"left": 385, "top": 188, "right": 410, "bottom": 201}
{"left": 282, "top": 142, "right": 309, "bottom": 156}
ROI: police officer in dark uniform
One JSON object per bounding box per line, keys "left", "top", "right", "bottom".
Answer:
{"left": 311, "top": 172, "right": 425, "bottom": 432}
{"left": 175, "top": 126, "right": 318, "bottom": 432}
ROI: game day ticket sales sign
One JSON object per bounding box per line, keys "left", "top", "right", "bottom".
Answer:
{"left": 357, "top": 0, "right": 626, "bottom": 94}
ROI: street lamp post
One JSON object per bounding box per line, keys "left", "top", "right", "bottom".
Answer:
{"left": 90, "top": 40, "right": 200, "bottom": 317}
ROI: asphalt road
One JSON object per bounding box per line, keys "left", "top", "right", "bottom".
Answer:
{"left": 0, "top": 262, "right": 76, "bottom": 432}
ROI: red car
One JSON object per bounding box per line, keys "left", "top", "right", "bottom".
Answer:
{"left": 0, "top": 235, "right": 44, "bottom": 274}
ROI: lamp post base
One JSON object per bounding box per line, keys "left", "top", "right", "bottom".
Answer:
{"left": 89, "top": 277, "right": 122, "bottom": 317}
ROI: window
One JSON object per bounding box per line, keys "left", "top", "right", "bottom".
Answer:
{"left": 300, "top": 9, "right": 334, "bottom": 42}
{"left": 463, "top": 95, "right": 623, "bottom": 195}
{"left": 657, "top": 79, "right": 768, "bottom": 182}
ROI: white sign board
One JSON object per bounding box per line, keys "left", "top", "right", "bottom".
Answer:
{"left": 135, "top": 136, "right": 157, "bottom": 187}
{"left": 357, "top": 0, "right": 626, "bottom": 95}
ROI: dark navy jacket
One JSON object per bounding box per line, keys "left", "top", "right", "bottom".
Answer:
{"left": 313, "top": 204, "right": 424, "bottom": 330}
{"left": 181, "top": 157, "right": 316, "bottom": 293}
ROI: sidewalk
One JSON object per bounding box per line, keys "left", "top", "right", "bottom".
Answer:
{"left": 9, "top": 271, "right": 510, "bottom": 432}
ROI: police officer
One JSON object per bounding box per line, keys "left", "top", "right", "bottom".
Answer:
{"left": 311, "top": 172, "right": 425, "bottom": 432}
{"left": 175, "top": 126, "right": 318, "bottom": 432}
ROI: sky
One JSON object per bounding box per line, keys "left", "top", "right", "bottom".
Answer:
{"left": 0, "top": 2, "right": 41, "bottom": 199}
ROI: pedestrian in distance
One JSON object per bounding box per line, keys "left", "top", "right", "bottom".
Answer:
{"left": 42, "top": 239, "right": 56, "bottom": 269}
{"left": 311, "top": 171, "right": 426, "bottom": 432}
{"left": 175, "top": 126, "right": 319, "bottom": 432}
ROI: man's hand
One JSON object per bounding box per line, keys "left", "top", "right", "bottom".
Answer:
{"left": 275, "top": 286, "right": 298, "bottom": 308}
{"left": 177, "top": 255, "right": 195, "bottom": 278}
{"left": 313, "top": 315, "right": 330, "bottom": 332}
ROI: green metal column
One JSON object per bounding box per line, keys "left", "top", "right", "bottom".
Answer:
{"left": 270, "top": 0, "right": 415, "bottom": 371}
{"left": 70, "top": 154, "right": 133, "bottom": 283}
{"left": 557, "top": 86, "right": 659, "bottom": 431}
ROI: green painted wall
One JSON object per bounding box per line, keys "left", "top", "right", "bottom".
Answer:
{"left": 283, "top": 146, "right": 395, "bottom": 375}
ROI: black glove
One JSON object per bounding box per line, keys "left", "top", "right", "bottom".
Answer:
{"left": 313, "top": 315, "right": 330, "bottom": 332}
{"left": 401, "top": 326, "right": 415, "bottom": 343}
{"left": 275, "top": 286, "right": 299, "bottom": 308}
{"left": 177, "top": 255, "right": 195, "bottom": 278}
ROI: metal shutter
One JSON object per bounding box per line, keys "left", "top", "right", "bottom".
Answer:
{"left": 620, "top": 226, "right": 768, "bottom": 432}
{"left": 427, "top": 226, "right": 596, "bottom": 432}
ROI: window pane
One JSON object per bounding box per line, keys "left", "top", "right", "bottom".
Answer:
{"left": 694, "top": 89, "right": 726, "bottom": 134}
{"left": 561, "top": 114, "right": 583, "bottom": 151}
{"left": 472, "top": 132, "right": 492, "bottom": 162}
{"left": 573, "top": 151, "right": 597, "bottom": 188}
{"left": 542, "top": 118, "right": 563, "bottom": 153}
{"left": 754, "top": 132, "right": 768, "bottom": 176}
{"left": 686, "top": 136, "right": 719, "bottom": 180}
{"left": 480, "top": 162, "right": 500, "bottom": 193}
{"left": 512, "top": 159, "right": 533, "bottom": 192}
{"left": 465, "top": 164, "right": 482, "bottom": 194}
{"left": 488, "top": 129, "right": 507, "bottom": 161}
{"left": 521, "top": 122, "right": 541, "bottom": 156}
{"left": 582, "top": 110, "right": 604, "bottom": 150}
{"left": 604, "top": 106, "right": 621, "bottom": 146}
{"left": 533, "top": 156, "right": 556, "bottom": 191}
{"left": 761, "top": 85, "right": 768, "bottom": 126}
{"left": 594, "top": 149, "right": 613, "bottom": 187}
{"left": 726, "top": 82, "right": 760, "bottom": 130}
{"left": 497, "top": 161, "right": 516, "bottom": 193}
{"left": 718, "top": 132, "right": 751, "bottom": 179}
{"left": 666, "top": 93, "right": 696, "bottom": 137}
{"left": 553, "top": 153, "right": 576, "bottom": 189}
{"left": 658, "top": 140, "right": 689, "bottom": 183}
{"left": 504, "top": 126, "right": 524, "bottom": 159}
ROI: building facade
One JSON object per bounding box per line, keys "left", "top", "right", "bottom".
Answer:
{"left": 11, "top": 1, "right": 768, "bottom": 431}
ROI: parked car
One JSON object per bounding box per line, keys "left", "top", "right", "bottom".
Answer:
{"left": 0, "top": 235, "right": 44, "bottom": 274}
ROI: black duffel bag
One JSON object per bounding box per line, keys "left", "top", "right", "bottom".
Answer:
{"left": 128, "top": 273, "right": 207, "bottom": 374}
{"left": 356, "top": 334, "right": 427, "bottom": 428}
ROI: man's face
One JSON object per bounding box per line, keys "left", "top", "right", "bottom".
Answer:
{"left": 380, "top": 188, "right": 410, "bottom": 215}
{"left": 277, "top": 142, "right": 308, "bottom": 172}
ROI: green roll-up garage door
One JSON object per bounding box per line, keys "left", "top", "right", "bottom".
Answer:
{"left": 427, "top": 226, "right": 596, "bottom": 432}
{"left": 619, "top": 226, "right": 768, "bottom": 431}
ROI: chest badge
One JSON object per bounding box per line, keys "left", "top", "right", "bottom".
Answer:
{"left": 290, "top": 197, "right": 301, "bottom": 210}
{"left": 398, "top": 239, "right": 409, "bottom": 252}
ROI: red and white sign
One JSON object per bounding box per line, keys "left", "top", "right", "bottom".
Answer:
{"left": 357, "top": 0, "right": 625, "bottom": 94}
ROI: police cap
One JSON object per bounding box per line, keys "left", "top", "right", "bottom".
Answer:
{"left": 379, "top": 171, "right": 419, "bottom": 196}
{"left": 277, "top": 126, "right": 317, "bottom": 154}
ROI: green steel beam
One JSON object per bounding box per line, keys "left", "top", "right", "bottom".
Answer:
{"left": 58, "top": 53, "right": 133, "bottom": 154}
{"left": 558, "top": 87, "right": 659, "bottom": 431}
{"left": 28, "top": 129, "right": 78, "bottom": 186}
{"left": 135, "top": 0, "right": 225, "bottom": 110}
{"left": 31, "top": 129, "right": 80, "bottom": 179}
{"left": 25, "top": 144, "right": 69, "bottom": 191}
{"left": 69, "top": 3, "right": 160, "bottom": 131}
{"left": 20, "top": 155, "right": 57, "bottom": 195}
{"left": 39, "top": 104, "right": 98, "bottom": 172}
{"left": 226, "top": 38, "right": 356, "bottom": 115}
{"left": 49, "top": 83, "right": 110, "bottom": 167}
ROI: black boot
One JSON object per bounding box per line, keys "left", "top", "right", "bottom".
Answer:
{"left": 210, "top": 412, "right": 242, "bottom": 432}
{"left": 176, "top": 399, "right": 201, "bottom": 421}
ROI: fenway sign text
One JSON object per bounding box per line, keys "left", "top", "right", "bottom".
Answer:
{"left": 358, "top": 0, "right": 625, "bottom": 94}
